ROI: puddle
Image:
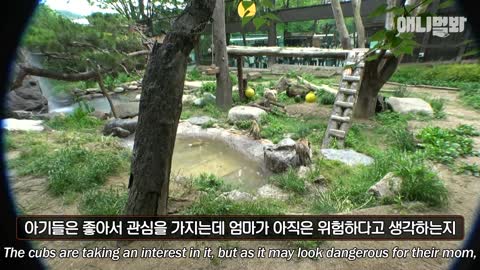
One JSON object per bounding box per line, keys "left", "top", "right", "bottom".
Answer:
{"left": 125, "top": 137, "right": 268, "bottom": 192}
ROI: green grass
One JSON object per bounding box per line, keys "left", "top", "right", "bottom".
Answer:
{"left": 270, "top": 168, "right": 306, "bottom": 194}
{"left": 192, "top": 173, "right": 232, "bottom": 194}
{"left": 391, "top": 63, "right": 480, "bottom": 110}
{"left": 9, "top": 131, "right": 130, "bottom": 196}
{"left": 259, "top": 114, "right": 326, "bottom": 144}
{"left": 316, "top": 90, "right": 336, "bottom": 105}
{"left": 311, "top": 148, "right": 448, "bottom": 213}
{"left": 394, "top": 152, "right": 448, "bottom": 207}
{"left": 184, "top": 194, "right": 286, "bottom": 215}
{"left": 186, "top": 67, "right": 215, "bottom": 81}
{"left": 199, "top": 81, "right": 216, "bottom": 94}
{"left": 80, "top": 187, "right": 128, "bottom": 215}
{"left": 181, "top": 103, "right": 225, "bottom": 120}
{"left": 46, "top": 105, "right": 103, "bottom": 131}
{"left": 417, "top": 125, "right": 478, "bottom": 164}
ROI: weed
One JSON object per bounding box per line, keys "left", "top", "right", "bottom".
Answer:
{"left": 46, "top": 104, "right": 102, "bottom": 131}
{"left": 193, "top": 173, "right": 231, "bottom": 194}
{"left": 270, "top": 168, "right": 306, "bottom": 194}
{"left": 199, "top": 82, "right": 216, "bottom": 94}
{"left": 234, "top": 120, "right": 253, "bottom": 130}
{"left": 80, "top": 187, "right": 128, "bottom": 215}
{"left": 417, "top": 125, "right": 477, "bottom": 164}
{"left": 456, "top": 162, "right": 480, "bottom": 177}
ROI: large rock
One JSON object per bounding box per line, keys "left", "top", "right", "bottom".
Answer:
{"left": 187, "top": 116, "right": 217, "bottom": 126}
{"left": 6, "top": 77, "right": 48, "bottom": 113}
{"left": 228, "top": 106, "right": 266, "bottom": 122}
{"left": 257, "top": 184, "right": 289, "bottom": 200}
{"left": 320, "top": 149, "right": 374, "bottom": 166}
{"left": 386, "top": 97, "right": 433, "bottom": 115}
{"left": 115, "top": 102, "right": 139, "bottom": 119}
{"left": 264, "top": 138, "right": 299, "bottom": 173}
{"left": 368, "top": 172, "right": 402, "bottom": 199}
{"left": 6, "top": 110, "right": 34, "bottom": 119}
{"left": 103, "top": 118, "right": 138, "bottom": 135}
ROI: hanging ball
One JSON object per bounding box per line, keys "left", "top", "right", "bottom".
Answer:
{"left": 245, "top": 87, "right": 255, "bottom": 98}
{"left": 305, "top": 92, "right": 317, "bottom": 103}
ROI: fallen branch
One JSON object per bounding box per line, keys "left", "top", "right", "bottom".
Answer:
{"left": 296, "top": 76, "right": 338, "bottom": 95}
{"left": 127, "top": 50, "right": 150, "bottom": 57}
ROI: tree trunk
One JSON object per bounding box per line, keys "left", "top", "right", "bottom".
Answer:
{"left": 330, "top": 0, "right": 352, "bottom": 49}
{"left": 351, "top": 0, "right": 366, "bottom": 48}
{"left": 267, "top": 0, "right": 277, "bottom": 67}
{"left": 213, "top": 0, "right": 232, "bottom": 109}
{"left": 125, "top": 0, "right": 215, "bottom": 216}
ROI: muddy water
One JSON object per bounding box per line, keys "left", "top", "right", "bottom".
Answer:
{"left": 126, "top": 137, "right": 268, "bottom": 192}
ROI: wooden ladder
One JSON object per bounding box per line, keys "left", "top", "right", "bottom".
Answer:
{"left": 322, "top": 49, "right": 367, "bottom": 148}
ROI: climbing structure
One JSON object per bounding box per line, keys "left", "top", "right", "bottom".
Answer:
{"left": 322, "top": 49, "right": 367, "bottom": 148}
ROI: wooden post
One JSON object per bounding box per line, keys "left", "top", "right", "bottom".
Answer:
{"left": 213, "top": 0, "right": 232, "bottom": 109}
{"left": 236, "top": 56, "right": 245, "bottom": 100}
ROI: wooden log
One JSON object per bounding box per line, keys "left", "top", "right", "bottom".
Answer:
{"left": 227, "top": 45, "right": 351, "bottom": 58}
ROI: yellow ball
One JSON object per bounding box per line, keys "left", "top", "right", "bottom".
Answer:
{"left": 245, "top": 87, "right": 255, "bottom": 98}
{"left": 305, "top": 92, "right": 317, "bottom": 103}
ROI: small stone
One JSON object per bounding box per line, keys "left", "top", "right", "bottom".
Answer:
{"left": 203, "top": 92, "right": 216, "bottom": 103}
{"left": 257, "top": 184, "right": 289, "bottom": 200}
{"left": 368, "top": 172, "right": 402, "bottom": 199}
{"left": 264, "top": 89, "right": 278, "bottom": 102}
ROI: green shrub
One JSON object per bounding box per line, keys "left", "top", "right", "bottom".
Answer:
{"left": 80, "top": 188, "right": 128, "bottom": 215}
{"left": 46, "top": 103, "right": 102, "bottom": 131}
{"left": 234, "top": 120, "right": 253, "bottom": 130}
{"left": 270, "top": 168, "right": 306, "bottom": 194}
{"left": 417, "top": 125, "right": 477, "bottom": 164}
{"left": 193, "top": 173, "right": 231, "bottom": 194}
{"left": 394, "top": 152, "right": 448, "bottom": 207}
{"left": 428, "top": 98, "right": 446, "bottom": 119}
{"left": 317, "top": 90, "right": 336, "bottom": 105}
{"left": 199, "top": 82, "right": 216, "bottom": 94}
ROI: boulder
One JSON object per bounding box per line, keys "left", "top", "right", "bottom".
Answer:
{"left": 110, "top": 127, "right": 131, "bottom": 138}
{"left": 203, "top": 92, "right": 216, "bottom": 103}
{"left": 6, "top": 77, "right": 48, "bottom": 113}
{"left": 103, "top": 118, "right": 138, "bottom": 135}
{"left": 114, "top": 87, "right": 125, "bottom": 93}
{"left": 386, "top": 97, "right": 433, "bottom": 115}
{"left": 135, "top": 94, "right": 141, "bottom": 101}
{"left": 228, "top": 106, "right": 266, "bottom": 122}
{"left": 86, "top": 88, "right": 101, "bottom": 94}
{"left": 320, "top": 149, "right": 374, "bottom": 166}
{"left": 246, "top": 72, "right": 262, "bottom": 80}
{"left": 368, "top": 172, "right": 402, "bottom": 199}
{"left": 264, "top": 138, "right": 299, "bottom": 173}
{"left": 115, "top": 102, "right": 139, "bottom": 119}
{"left": 90, "top": 110, "right": 110, "bottom": 120}
{"left": 297, "top": 166, "right": 311, "bottom": 178}
{"left": 219, "top": 190, "right": 254, "bottom": 201}
{"left": 257, "top": 184, "right": 289, "bottom": 200}
{"left": 187, "top": 116, "right": 217, "bottom": 126}
{"left": 35, "top": 112, "right": 65, "bottom": 121}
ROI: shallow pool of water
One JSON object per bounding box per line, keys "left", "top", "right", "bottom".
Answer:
{"left": 172, "top": 138, "right": 267, "bottom": 191}
{"left": 125, "top": 137, "right": 267, "bottom": 192}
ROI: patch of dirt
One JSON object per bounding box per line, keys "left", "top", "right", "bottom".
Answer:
{"left": 10, "top": 86, "right": 480, "bottom": 269}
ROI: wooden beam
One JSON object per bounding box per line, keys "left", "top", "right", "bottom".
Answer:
{"left": 227, "top": 46, "right": 351, "bottom": 58}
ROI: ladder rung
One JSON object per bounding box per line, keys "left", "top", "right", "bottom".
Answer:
{"left": 339, "top": 88, "right": 357, "bottom": 95}
{"left": 343, "top": 75, "right": 360, "bottom": 82}
{"left": 345, "top": 61, "right": 365, "bottom": 68}
{"left": 335, "top": 101, "right": 354, "bottom": 108}
{"left": 331, "top": 115, "right": 351, "bottom": 122}
{"left": 329, "top": 129, "right": 346, "bottom": 138}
